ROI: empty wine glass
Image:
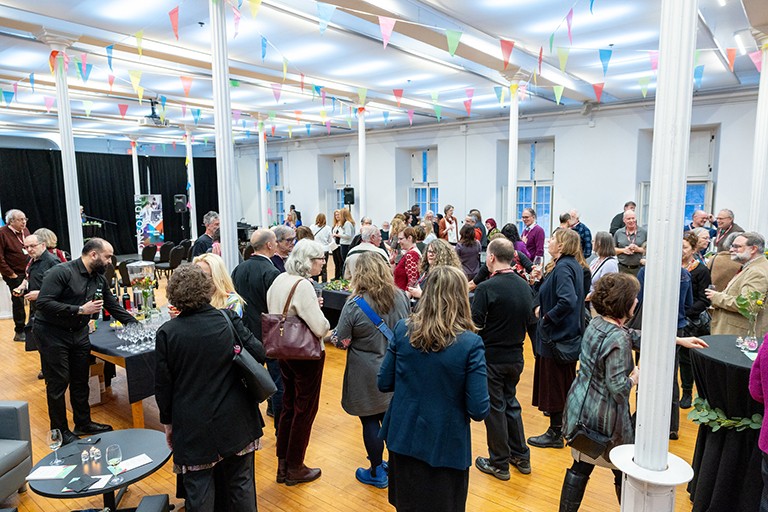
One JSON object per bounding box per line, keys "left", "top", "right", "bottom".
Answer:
{"left": 106, "top": 444, "right": 123, "bottom": 485}
{"left": 47, "top": 429, "right": 63, "bottom": 465}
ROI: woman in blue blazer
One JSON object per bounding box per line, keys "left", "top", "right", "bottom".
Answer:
{"left": 378, "top": 265, "right": 489, "bottom": 512}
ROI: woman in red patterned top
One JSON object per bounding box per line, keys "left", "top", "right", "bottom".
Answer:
{"left": 393, "top": 227, "right": 421, "bottom": 291}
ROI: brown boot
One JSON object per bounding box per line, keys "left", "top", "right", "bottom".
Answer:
{"left": 276, "top": 458, "right": 287, "bottom": 484}
{"left": 285, "top": 465, "right": 321, "bottom": 486}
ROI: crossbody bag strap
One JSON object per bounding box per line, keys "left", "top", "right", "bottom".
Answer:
{"left": 219, "top": 309, "right": 242, "bottom": 353}
{"left": 281, "top": 279, "right": 303, "bottom": 317}
{"left": 352, "top": 296, "right": 394, "bottom": 342}
{"left": 577, "top": 329, "right": 609, "bottom": 424}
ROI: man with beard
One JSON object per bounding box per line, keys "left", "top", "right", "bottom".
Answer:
{"left": 35, "top": 238, "right": 137, "bottom": 445}
{"left": 706, "top": 232, "right": 768, "bottom": 337}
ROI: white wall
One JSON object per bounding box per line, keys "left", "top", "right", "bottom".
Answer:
{"left": 240, "top": 92, "right": 756, "bottom": 234}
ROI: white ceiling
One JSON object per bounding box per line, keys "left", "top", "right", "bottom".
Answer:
{"left": 0, "top": 0, "right": 761, "bottom": 148}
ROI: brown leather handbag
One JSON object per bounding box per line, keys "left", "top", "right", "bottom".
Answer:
{"left": 261, "top": 279, "right": 322, "bottom": 360}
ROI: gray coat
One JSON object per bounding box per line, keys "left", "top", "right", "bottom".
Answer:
{"left": 334, "top": 291, "right": 410, "bottom": 416}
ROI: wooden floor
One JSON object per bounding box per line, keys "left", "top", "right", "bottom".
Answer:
{"left": 0, "top": 279, "right": 699, "bottom": 511}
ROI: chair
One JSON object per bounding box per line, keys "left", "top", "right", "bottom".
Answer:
{"left": 141, "top": 245, "right": 157, "bottom": 263}
{"left": 0, "top": 401, "right": 32, "bottom": 502}
{"left": 157, "top": 242, "right": 175, "bottom": 264}
{"left": 117, "top": 260, "right": 137, "bottom": 296}
{"left": 135, "top": 494, "right": 170, "bottom": 512}
{"left": 156, "top": 245, "right": 186, "bottom": 281}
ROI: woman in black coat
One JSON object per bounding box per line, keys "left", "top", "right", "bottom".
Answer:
{"left": 155, "top": 265, "right": 266, "bottom": 512}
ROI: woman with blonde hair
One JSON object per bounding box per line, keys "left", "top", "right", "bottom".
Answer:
{"left": 192, "top": 253, "right": 245, "bottom": 317}
{"left": 379, "top": 265, "right": 489, "bottom": 511}
{"left": 34, "top": 227, "right": 67, "bottom": 262}
{"left": 333, "top": 252, "right": 410, "bottom": 488}
{"left": 408, "top": 239, "right": 461, "bottom": 299}
{"left": 388, "top": 218, "right": 406, "bottom": 257}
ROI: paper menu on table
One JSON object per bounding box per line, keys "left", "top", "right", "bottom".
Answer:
{"left": 62, "top": 475, "right": 112, "bottom": 492}
{"left": 107, "top": 453, "right": 153, "bottom": 475}
{"left": 26, "top": 465, "right": 76, "bottom": 480}
{"left": 745, "top": 351, "right": 758, "bottom": 362}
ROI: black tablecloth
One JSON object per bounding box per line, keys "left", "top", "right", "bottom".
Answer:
{"left": 688, "top": 334, "right": 762, "bottom": 511}
{"left": 320, "top": 289, "right": 349, "bottom": 329}
{"left": 90, "top": 323, "right": 156, "bottom": 404}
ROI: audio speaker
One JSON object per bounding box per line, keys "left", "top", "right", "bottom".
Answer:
{"left": 343, "top": 187, "right": 355, "bottom": 205}
{"left": 174, "top": 194, "right": 188, "bottom": 213}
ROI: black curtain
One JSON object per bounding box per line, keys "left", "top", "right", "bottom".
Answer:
{"left": 73, "top": 152, "right": 137, "bottom": 254}
{"left": 192, "top": 157, "right": 219, "bottom": 233}
{"left": 0, "top": 149, "right": 69, "bottom": 252}
{"left": 146, "top": 156, "right": 187, "bottom": 245}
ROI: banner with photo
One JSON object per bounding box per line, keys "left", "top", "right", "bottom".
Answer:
{"left": 135, "top": 194, "right": 164, "bottom": 252}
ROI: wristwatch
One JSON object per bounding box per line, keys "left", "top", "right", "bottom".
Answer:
{"left": 78, "top": 306, "right": 84, "bottom": 315}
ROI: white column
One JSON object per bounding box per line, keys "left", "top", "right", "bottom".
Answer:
{"left": 357, "top": 107, "right": 366, "bottom": 220}
{"left": 748, "top": 33, "right": 768, "bottom": 234}
{"left": 37, "top": 30, "right": 83, "bottom": 255}
{"left": 209, "top": 0, "right": 238, "bottom": 271}
{"left": 258, "top": 121, "right": 268, "bottom": 228}
{"left": 507, "top": 83, "right": 520, "bottom": 222}
{"left": 185, "top": 128, "right": 198, "bottom": 240}
{"left": 610, "top": 0, "right": 698, "bottom": 508}
{"left": 129, "top": 136, "right": 141, "bottom": 196}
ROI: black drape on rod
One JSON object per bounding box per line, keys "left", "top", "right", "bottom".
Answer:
{"left": 0, "top": 148, "right": 219, "bottom": 255}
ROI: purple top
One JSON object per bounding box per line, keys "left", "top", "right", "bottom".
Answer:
{"left": 514, "top": 241, "right": 530, "bottom": 259}
{"left": 749, "top": 337, "right": 768, "bottom": 453}
{"left": 522, "top": 223, "right": 545, "bottom": 259}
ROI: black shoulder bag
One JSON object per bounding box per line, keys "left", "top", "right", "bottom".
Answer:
{"left": 220, "top": 310, "right": 276, "bottom": 403}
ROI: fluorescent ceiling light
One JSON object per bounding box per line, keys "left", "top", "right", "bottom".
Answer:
{"left": 526, "top": 4, "right": 638, "bottom": 35}
{"left": 734, "top": 31, "right": 747, "bottom": 55}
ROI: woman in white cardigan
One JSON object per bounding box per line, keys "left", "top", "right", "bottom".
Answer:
{"left": 267, "top": 239, "right": 331, "bottom": 486}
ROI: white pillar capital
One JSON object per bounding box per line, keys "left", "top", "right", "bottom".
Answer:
{"left": 751, "top": 30, "right": 768, "bottom": 47}
{"left": 35, "top": 29, "right": 79, "bottom": 50}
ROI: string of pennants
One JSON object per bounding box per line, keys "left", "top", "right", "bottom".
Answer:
{"left": 1, "top": 0, "right": 765, "bottom": 141}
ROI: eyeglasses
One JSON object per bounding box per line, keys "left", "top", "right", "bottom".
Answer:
{"left": 311, "top": 257, "right": 326, "bottom": 261}
{"left": 281, "top": 237, "right": 296, "bottom": 244}
{"left": 731, "top": 243, "right": 750, "bottom": 249}
{"left": 23, "top": 242, "right": 42, "bottom": 249}
{"left": 14, "top": 218, "right": 28, "bottom": 222}
{"left": 426, "top": 249, "right": 436, "bottom": 255}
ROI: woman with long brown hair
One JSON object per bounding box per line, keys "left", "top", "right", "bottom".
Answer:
{"left": 379, "top": 265, "right": 489, "bottom": 511}
{"left": 407, "top": 238, "right": 461, "bottom": 299}
{"left": 332, "top": 252, "right": 410, "bottom": 488}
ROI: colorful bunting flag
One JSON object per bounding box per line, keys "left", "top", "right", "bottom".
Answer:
{"left": 321, "top": 88, "right": 327, "bottom": 105}
{"left": 79, "top": 63, "right": 93, "bottom": 83}
{"left": 383, "top": 111, "right": 389, "bottom": 125}
{"left": 233, "top": 6, "right": 241, "bottom": 38}
{"left": 108, "top": 74, "right": 115, "bottom": 92}
{"left": 553, "top": 85, "right": 564, "bottom": 105}
{"left": 749, "top": 50, "right": 762, "bottom": 72}
{"left": 106, "top": 45, "right": 113, "bottom": 71}
{"left": 494, "top": 86, "right": 503, "bottom": 103}
{"left": 599, "top": 48, "right": 612, "bottom": 76}
{"left": 44, "top": 96, "right": 55, "bottom": 112}
{"left": 249, "top": 0, "right": 262, "bottom": 17}
{"left": 500, "top": 39, "right": 514, "bottom": 70}
{"left": 638, "top": 77, "right": 650, "bottom": 98}
{"left": 233, "top": 109, "right": 241, "bottom": 122}
{"left": 294, "top": 110, "right": 302, "bottom": 123}
{"left": 446, "top": 30, "right": 462, "bottom": 57}
{"left": 393, "top": 89, "right": 404, "bottom": 107}
{"left": 271, "top": 125, "right": 276, "bottom": 136}
{"left": 509, "top": 83, "right": 519, "bottom": 99}
{"left": 358, "top": 87, "right": 367, "bottom": 105}
{"left": 727, "top": 48, "right": 736, "bottom": 72}
{"left": 538, "top": 47, "right": 543, "bottom": 75}
{"left": 407, "top": 109, "right": 414, "bottom": 126}
{"left": 169, "top": 6, "right": 179, "bottom": 40}
{"left": 693, "top": 65, "right": 704, "bottom": 89}
{"left": 317, "top": 3, "right": 336, "bottom": 34}
{"left": 433, "top": 105, "right": 442, "bottom": 122}
{"left": 593, "top": 82, "right": 604, "bottom": 103}
{"left": 306, "top": 123, "right": 311, "bottom": 136}
{"left": 2, "top": 90, "right": 13, "bottom": 106}
{"left": 549, "top": 33, "right": 554, "bottom": 54}
{"left": 466, "top": 88, "right": 474, "bottom": 100}
{"left": 557, "top": 47, "right": 569, "bottom": 72}
{"left": 431, "top": 91, "right": 439, "bottom": 104}
{"left": 271, "top": 83, "right": 282, "bottom": 103}
{"left": 29, "top": 73, "right": 34, "bottom": 93}
{"left": 288, "top": 127, "right": 292, "bottom": 138}
{"left": 82, "top": 100, "right": 93, "bottom": 117}
{"left": 137, "top": 86, "right": 144, "bottom": 103}
{"left": 135, "top": 30, "right": 144, "bottom": 57}
{"left": 118, "top": 104, "right": 129, "bottom": 119}
{"left": 325, "top": 121, "right": 331, "bottom": 134}
{"left": 261, "top": 37, "right": 267, "bottom": 61}
{"left": 230, "top": 79, "right": 240, "bottom": 87}
{"left": 379, "top": 16, "right": 396, "bottom": 48}
{"left": 182, "top": 104, "right": 187, "bottom": 118}
{"left": 463, "top": 99, "right": 472, "bottom": 116}
{"left": 128, "top": 70, "right": 142, "bottom": 93}
{"left": 268, "top": 111, "right": 276, "bottom": 121}
{"left": 566, "top": 9, "right": 574, "bottom": 45}
{"left": 590, "top": 0, "right": 595, "bottom": 13}
{"left": 12, "top": 82, "right": 17, "bottom": 100}
{"left": 181, "top": 76, "right": 193, "bottom": 96}
{"left": 193, "top": 109, "right": 202, "bottom": 125}
{"left": 649, "top": 50, "right": 659, "bottom": 72}
{"left": 300, "top": 73, "right": 305, "bottom": 91}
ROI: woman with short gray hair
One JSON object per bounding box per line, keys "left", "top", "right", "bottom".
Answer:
{"left": 267, "top": 239, "right": 331, "bottom": 485}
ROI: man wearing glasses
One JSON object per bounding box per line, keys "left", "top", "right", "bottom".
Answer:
{"left": 270, "top": 225, "right": 296, "bottom": 273}
{"left": 706, "top": 232, "right": 768, "bottom": 336}
{"left": 0, "top": 209, "right": 31, "bottom": 341}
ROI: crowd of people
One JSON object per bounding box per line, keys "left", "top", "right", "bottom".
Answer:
{"left": 3, "top": 200, "right": 766, "bottom": 511}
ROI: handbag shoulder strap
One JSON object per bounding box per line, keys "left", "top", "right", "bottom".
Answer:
{"left": 282, "top": 279, "right": 303, "bottom": 317}
{"left": 352, "top": 296, "right": 394, "bottom": 342}
{"left": 576, "top": 327, "right": 610, "bottom": 423}
{"left": 219, "top": 309, "right": 242, "bottom": 353}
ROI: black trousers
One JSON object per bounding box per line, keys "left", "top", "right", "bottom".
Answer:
{"left": 183, "top": 451, "right": 257, "bottom": 512}
{"left": 485, "top": 360, "right": 529, "bottom": 469}
{"left": 36, "top": 323, "right": 93, "bottom": 431}
{"left": 3, "top": 275, "right": 25, "bottom": 333}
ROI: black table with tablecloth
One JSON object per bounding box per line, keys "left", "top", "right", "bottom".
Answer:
{"left": 687, "top": 334, "right": 763, "bottom": 511}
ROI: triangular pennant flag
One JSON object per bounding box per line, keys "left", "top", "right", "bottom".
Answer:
{"left": 510, "top": 83, "right": 519, "bottom": 99}
{"left": 288, "top": 127, "right": 292, "bottom": 138}
{"left": 81, "top": 53, "right": 87, "bottom": 71}
{"left": 331, "top": 96, "right": 336, "bottom": 113}
{"left": 320, "top": 109, "right": 327, "bottom": 122}
{"left": 82, "top": 100, "right": 93, "bottom": 117}
{"left": 446, "top": 29, "right": 462, "bottom": 57}
{"left": 135, "top": 30, "right": 144, "bottom": 57}
{"left": 694, "top": 49, "right": 700, "bottom": 68}
{"left": 73, "top": 55, "right": 83, "bottom": 81}
{"left": 159, "top": 107, "right": 166, "bottom": 123}
{"left": 599, "top": 48, "right": 612, "bottom": 76}
{"left": 300, "top": 73, "right": 305, "bottom": 91}
{"left": 306, "top": 123, "right": 311, "bottom": 136}
{"left": 316, "top": 3, "right": 336, "bottom": 34}
{"left": 549, "top": 33, "right": 554, "bottom": 54}
{"left": 358, "top": 87, "right": 367, "bottom": 105}
{"left": 261, "top": 36, "right": 267, "bottom": 61}
{"left": 321, "top": 88, "right": 327, "bottom": 105}
{"left": 393, "top": 88, "right": 404, "bottom": 107}
{"left": 538, "top": 47, "right": 543, "bottom": 74}
{"left": 465, "top": 88, "right": 474, "bottom": 100}
{"left": 249, "top": 0, "right": 262, "bottom": 17}
{"left": 407, "top": 109, "right": 414, "bottom": 126}
{"left": 494, "top": 86, "right": 503, "bottom": 103}
{"left": 29, "top": 73, "right": 34, "bottom": 93}
{"left": 2, "top": 90, "right": 13, "bottom": 106}
{"left": 128, "top": 70, "right": 142, "bottom": 92}
{"left": 118, "top": 103, "right": 129, "bottom": 119}
{"left": 193, "top": 108, "right": 201, "bottom": 125}
{"left": 268, "top": 111, "right": 276, "bottom": 121}
{"left": 431, "top": 91, "right": 439, "bottom": 103}
{"left": 379, "top": 16, "right": 396, "bottom": 49}
{"left": 160, "top": 95, "right": 167, "bottom": 110}
{"left": 463, "top": 99, "right": 472, "bottom": 116}
{"left": 638, "top": 77, "right": 650, "bottom": 98}
{"left": 233, "top": 109, "right": 241, "bottom": 122}
{"left": 433, "top": 105, "right": 442, "bottom": 122}
{"left": 566, "top": 9, "right": 574, "bottom": 45}
{"left": 727, "top": 48, "right": 736, "bottom": 72}
{"left": 294, "top": 110, "right": 302, "bottom": 123}
{"left": 169, "top": 6, "right": 179, "bottom": 40}
{"left": 108, "top": 74, "right": 115, "bottom": 92}
{"left": 500, "top": 39, "right": 514, "bottom": 70}
{"left": 81, "top": 64, "right": 93, "bottom": 83}
{"left": 283, "top": 58, "right": 288, "bottom": 81}
{"left": 593, "top": 82, "right": 604, "bottom": 103}
{"left": 553, "top": 85, "right": 564, "bottom": 104}
{"left": 749, "top": 50, "right": 762, "bottom": 72}
{"left": 181, "top": 76, "right": 193, "bottom": 96}
{"left": 233, "top": 6, "right": 241, "bottom": 37}
{"left": 694, "top": 65, "right": 704, "bottom": 89}
{"left": 346, "top": 115, "right": 352, "bottom": 129}
{"left": 590, "top": 0, "right": 595, "bottom": 13}
{"left": 230, "top": 79, "right": 240, "bottom": 87}
{"left": 519, "top": 83, "right": 527, "bottom": 99}
{"left": 12, "top": 82, "right": 17, "bottom": 100}
{"left": 557, "top": 47, "right": 570, "bottom": 72}
{"left": 271, "top": 83, "right": 282, "bottom": 103}
{"left": 325, "top": 120, "right": 331, "bottom": 134}
{"left": 312, "top": 84, "right": 321, "bottom": 99}
{"left": 44, "top": 96, "right": 55, "bottom": 112}
{"left": 271, "top": 125, "right": 276, "bottom": 136}
{"left": 649, "top": 50, "right": 659, "bottom": 72}
{"left": 106, "top": 45, "right": 113, "bottom": 71}
{"left": 383, "top": 111, "right": 389, "bottom": 125}
{"left": 182, "top": 103, "right": 187, "bottom": 118}
{"left": 137, "top": 86, "right": 144, "bottom": 103}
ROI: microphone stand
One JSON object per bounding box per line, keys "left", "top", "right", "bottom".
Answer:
{"left": 82, "top": 214, "right": 117, "bottom": 226}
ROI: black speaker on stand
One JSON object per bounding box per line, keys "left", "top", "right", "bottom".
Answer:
{"left": 343, "top": 187, "right": 355, "bottom": 205}
{"left": 174, "top": 194, "right": 188, "bottom": 239}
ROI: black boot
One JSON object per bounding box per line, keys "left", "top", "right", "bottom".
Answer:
{"left": 559, "top": 469, "right": 589, "bottom": 512}
{"left": 527, "top": 427, "right": 564, "bottom": 448}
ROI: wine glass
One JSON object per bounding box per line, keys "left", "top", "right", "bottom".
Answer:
{"left": 532, "top": 256, "right": 544, "bottom": 267}
{"left": 47, "top": 429, "right": 63, "bottom": 465}
{"left": 106, "top": 444, "right": 123, "bottom": 485}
